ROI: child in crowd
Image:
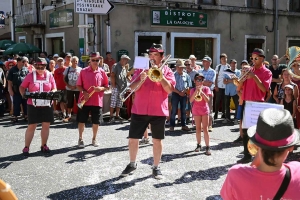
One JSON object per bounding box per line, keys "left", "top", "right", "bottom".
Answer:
{"left": 280, "top": 84, "right": 297, "bottom": 127}
{"left": 190, "top": 73, "right": 212, "bottom": 155}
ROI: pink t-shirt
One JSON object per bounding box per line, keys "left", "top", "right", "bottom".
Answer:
{"left": 76, "top": 66, "right": 109, "bottom": 107}
{"left": 21, "top": 72, "right": 57, "bottom": 105}
{"left": 190, "top": 86, "right": 211, "bottom": 116}
{"left": 243, "top": 65, "right": 272, "bottom": 102}
{"left": 221, "top": 161, "right": 300, "bottom": 200}
{"left": 131, "top": 65, "right": 176, "bottom": 116}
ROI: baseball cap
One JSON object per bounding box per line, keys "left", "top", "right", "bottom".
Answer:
{"left": 121, "top": 55, "right": 131, "bottom": 60}
{"left": 202, "top": 56, "right": 212, "bottom": 62}
{"left": 241, "top": 60, "right": 249, "bottom": 65}
{"left": 35, "top": 57, "right": 47, "bottom": 65}
{"left": 230, "top": 59, "right": 237, "bottom": 63}
{"left": 284, "top": 84, "right": 294, "bottom": 90}
{"left": 176, "top": 59, "right": 185, "bottom": 67}
{"left": 194, "top": 73, "right": 205, "bottom": 79}
{"left": 252, "top": 48, "right": 265, "bottom": 58}
{"left": 53, "top": 54, "right": 59, "bottom": 58}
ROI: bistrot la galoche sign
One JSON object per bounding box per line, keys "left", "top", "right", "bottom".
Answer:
{"left": 75, "top": 0, "right": 114, "bottom": 14}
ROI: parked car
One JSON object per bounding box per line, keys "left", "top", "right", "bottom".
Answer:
{"left": 167, "top": 58, "right": 202, "bottom": 70}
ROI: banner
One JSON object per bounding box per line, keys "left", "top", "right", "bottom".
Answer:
{"left": 49, "top": 9, "right": 73, "bottom": 29}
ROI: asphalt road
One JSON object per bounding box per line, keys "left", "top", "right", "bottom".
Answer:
{"left": 0, "top": 113, "right": 299, "bottom": 200}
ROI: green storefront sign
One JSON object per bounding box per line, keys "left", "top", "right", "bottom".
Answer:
{"left": 151, "top": 9, "right": 207, "bottom": 28}
{"left": 49, "top": 9, "right": 74, "bottom": 29}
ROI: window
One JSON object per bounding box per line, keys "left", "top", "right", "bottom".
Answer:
{"left": 197, "top": 0, "right": 215, "bottom": 5}
{"left": 290, "top": 0, "right": 300, "bottom": 12}
{"left": 247, "top": 0, "right": 261, "bottom": 9}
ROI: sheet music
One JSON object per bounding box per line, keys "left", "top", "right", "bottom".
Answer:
{"left": 242, "top": 101, "right": 284, "bottom": 129}
{"left": 133, "top": 56, "right": 150, "bottom": 69}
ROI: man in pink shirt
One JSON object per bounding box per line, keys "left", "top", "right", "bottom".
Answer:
{"left": 76, "top": 52, "right": 109, "bottom": 148}
{"left": 221, "top": 108, "right": 300, "bottom": 199}
{"left": 121, "top": 44, "right": 176, "bottom": 179}
{"left": 237, "top": 48, "right": 272, "bottom": 164}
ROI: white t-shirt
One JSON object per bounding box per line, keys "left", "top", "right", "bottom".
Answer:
{"left": 216, "top": 64, "right": 230, "bottom": 89}
{"left": 63, "top": 67, "right": 82, "bottom": 91}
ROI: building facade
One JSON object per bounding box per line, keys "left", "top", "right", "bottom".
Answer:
{"left": 0, "top": 0, "right": 12, "bottom": 40}
{"left": 12, "top": 0, "right": 300, "bottom": 67}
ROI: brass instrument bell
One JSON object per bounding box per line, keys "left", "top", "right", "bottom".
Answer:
{"left": 247, "top": 140, "right": 259, "bottom": 156}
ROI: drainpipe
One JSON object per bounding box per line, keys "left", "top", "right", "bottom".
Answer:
{"left": 11, "top": 0, "right": 15, "bottom": 41}
{"left": 106, "top": 14, "right": 111, "bottom": 52}
{"left": 275, "top": 0, "right": 279, "bottom": 55}
{"left": 100, "top": 15, "right": 103, "bottom": 55}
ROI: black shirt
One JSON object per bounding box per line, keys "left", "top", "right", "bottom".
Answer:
{"left": 7, "top": 66, "right": 29, "bottom": 94}
{"left": 269, "top": 64, "right": 287, "bottom": 93}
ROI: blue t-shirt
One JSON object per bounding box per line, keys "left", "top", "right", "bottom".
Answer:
{"left": 224, "top": 69, "right": 241, "bottom": 96}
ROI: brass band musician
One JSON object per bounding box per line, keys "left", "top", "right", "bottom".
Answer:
{"left": 76, "top": 52, "right": 109, "bottom": 148}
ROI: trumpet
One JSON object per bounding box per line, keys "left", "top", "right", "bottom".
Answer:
{"left": 194, "top": 86, "right": 203, "bottom": 101}
{"left": 78, "top": 86, "right": 95, "bottom": 109}
{"left": 247, "top": 140, "right": 259, "bottom": 156}
{"left": 119, "top": 54, "right": 172, "bottom": 102}
{"left": 229, "top": 65, "right": 251, "bottom": 86}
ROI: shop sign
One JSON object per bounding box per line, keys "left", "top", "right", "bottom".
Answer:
{"left": 117, "top": 49, "right": 129, "bottom": 61}
{"left": 151, "top": 9, "right": 207, "bottom": 28}
{"left": 49, "top": 9, "right": 74, "bottom": 29}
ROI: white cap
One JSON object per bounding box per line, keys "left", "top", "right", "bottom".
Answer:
{"left": 53, "top": 54, "right": 59, "bottom": 58}
{"left": 121, "top": 55, "right": 131, "bottom": 60}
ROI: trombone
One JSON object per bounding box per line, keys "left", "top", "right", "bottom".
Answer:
{"left": 119, "top": 54, "right": 172, "bottom": 102}
{"left": 78, "top": 86, "right": 95, "bottom": 109}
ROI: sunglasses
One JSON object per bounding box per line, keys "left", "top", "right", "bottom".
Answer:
{"left": 185, "top": 64, "right": 191, "bottom": 66}
{"left": 36, "top": 67, "right": 45, "bottom": 70}
{"left": 8, "top": 64, "right": 14, "bottom": 66}
{"left": 195, "top": 79, "right": 204, "bottom": 82}
{"left": 250, "top": 57, "right": 260, "bottom": 61}
{"left": 91, "top": 59, "right": 99, "bottom": 62}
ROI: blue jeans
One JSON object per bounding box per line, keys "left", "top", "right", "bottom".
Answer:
{"left": 13, "top": 93, "right": 27, "bottom": 117}
{"left": 170, "top": 92, "right": 187, "bottom": 127}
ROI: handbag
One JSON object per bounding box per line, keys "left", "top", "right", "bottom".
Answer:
{"left": 273, "top": 166, "right": 291, "bottom": 200}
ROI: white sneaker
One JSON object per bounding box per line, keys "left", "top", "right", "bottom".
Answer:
{"left": 92, "top": 139, "right": 99, "bottom": 147}
{"left": 78, "top": 139, "right": 85, "bottom": 148}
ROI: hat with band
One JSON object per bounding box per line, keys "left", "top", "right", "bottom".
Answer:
{"left": 35, "top": 57, "right": 47, "bottom": 65}
{"left": 252, "top": 48, "right": 265, "bottom": 58}
{"left": 148, "top": 43, "right": 164, "bottom": 53}
{"left": 247, "top": 108, "right": 299, "bottom": 151}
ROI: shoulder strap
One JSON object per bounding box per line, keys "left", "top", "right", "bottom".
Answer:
{"left": 273, "top": 166, "right": 291, "bottom": 200}
{"left": 216, "top": 64, "right": 221, "bottom": 73}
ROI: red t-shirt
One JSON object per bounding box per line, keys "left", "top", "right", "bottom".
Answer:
{"left": 76, "top": 66, "right": 109, "bottom": 107}
{"left": 104, "top": 58, "right": 116, "bottom": 73}
{"left": 190, "top": 86, "right": 212, "bottom": 116}
{"left": 54, "top": 67, "right": 66, "bottom": 90}
{"left": 131, "top": 65, "right": 176, "bottom": 116}
{"left": 242, "top": 65, "right": 272, "bottom": 102}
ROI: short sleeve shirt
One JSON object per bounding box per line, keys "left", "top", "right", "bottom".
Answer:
{"left": 269, "top": 64, "right": 287, "bottom": 93}
{"left": 198, "top": 68, "right": 216, "bottom": 91}
{"left": 224, "top": 69, "right": 241, "bottom": 96}
{"left": 190, "top": 86, "right": 212, "bottom": 115}
{"left": 21, "top": 71, "right": 57, "bottom": 105}
{"left": 112, "top": 63, "right": 127, "bottom": 92}
{"left": 216, "top": 64, "right": 230, "bottom": 88}
{"left": 76, "top": 66, "right": 109, "bottom": 107}
{"left": 54, "top": 67, "right": 66, "bottom": 90}
{"left": 174, "top": 71, "right": 192, "bottom": 91}
{"left": 7, "top": 66, "right": 29, "bottom": 93}
{"left": 63, "top": 67, "right": 82, "bottom": 90}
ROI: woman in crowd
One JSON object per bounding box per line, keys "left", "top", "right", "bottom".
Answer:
{"left": 189, "top": 73, "right": 212, "bottom": 155}
{"left": 19, "top": 58, "right": 57, "bottom": 156}
{"left": 280, "top": 84, "right": 297, "bottom": 127}
{"left": 221, "top": 108, "right": 300, "bottom": 199}
{"left": 273, "top": 68, "right": 298, "bottom": 104}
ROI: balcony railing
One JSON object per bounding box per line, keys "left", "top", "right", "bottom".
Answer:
{"left": 15, "top": 3, "right": 45, "bottom": 28}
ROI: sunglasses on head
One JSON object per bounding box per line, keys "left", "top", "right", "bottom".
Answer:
{"left": 36, "top": 66, "right": 45, "bottom": 70}
{"left": 91, "top": 59, "right": 99, "bottom": 62}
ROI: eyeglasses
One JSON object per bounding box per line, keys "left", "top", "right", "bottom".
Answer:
{"left": 91, "top": 59, "right": 100, "bottom": 62}
{"left": 8, "top": 64, "right": 14, "bottom": 67}
{"left": 185, "top": 64, "right": 190, "bottom": 66}
{"left": 250, "top": 57, "right": 260, "bottom": 61}
{"left": 35, "top": 67, "right": 45, "bottom": 70}
{"left": 195, "top": 79, "right": 204, "bottom": 82}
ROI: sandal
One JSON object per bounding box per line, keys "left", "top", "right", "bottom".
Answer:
{"left": 11, "top": 118, "right": 18, "bottom": 123}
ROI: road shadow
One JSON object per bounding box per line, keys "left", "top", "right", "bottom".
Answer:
{"left": 153, "top": 164, "right": 233, "bottom": 188}
{"left": 47, "top": 175, "right": 152, "bottom": 200}
{"left": 210, "top": 141, "right": 242, "bottom": 151}
{"left": 206, "top": 195, "right": 222, "bottom": 200}
{"left": 140, "top": 150, "right": 201, "bottom": 166}
{"left": 65, "top": 145, "right": 149, "bottom": 164}
{"left": 0, "top": 146, "right": 78, "bottom": 169}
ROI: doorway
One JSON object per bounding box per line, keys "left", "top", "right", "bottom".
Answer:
{"left": 246, "top": 38, "right": 264, "bottom": 60}
{"left": 138, "top": 36, "right": 162, "bottom": 56}
{"left": 52, "top": 37, "right": 63, "bottom": 55}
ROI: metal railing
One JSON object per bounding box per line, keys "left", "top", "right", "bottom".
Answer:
{"left": 15, "top": 3, "right": 44, "bottom": 27}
